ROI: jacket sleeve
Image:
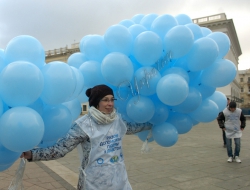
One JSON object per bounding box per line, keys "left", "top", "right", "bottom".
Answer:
{"left": 123, "top": 120, "right": 153, "bottom": 135}
{"left": 30, "top": 122, "right": 89, "bottom": 161}
{"left": 240, "top": 112, "right": 246, "bottom": 128}
{"left": 217, "top": 112, "right": 225, "bottom": 129}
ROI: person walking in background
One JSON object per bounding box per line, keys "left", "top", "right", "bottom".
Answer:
{"left": 220, "top": 98, "right": 230, "bottom": 148}
{"left": 217, "top": 101, "right": 246, "bottom": 163}
{"left": 20, "top": 84, "right": 153, "bottom": 190}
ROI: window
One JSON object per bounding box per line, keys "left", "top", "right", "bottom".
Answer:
{"left": 241, "top": 88, "right": 244, "bottom": 92}
{"left": 82, "top": 105, "right": 87, "bottom": 111}
{"left": 240, "top": 78, "right": 243, "bottom": 82}
{"left": 198, "top": 18, "right": 208, "bottom": 23}
{"left": 209, "top": 15, "right": 221, "bottom": 21}
{"left": 248, "top": 87, "right": 250, "bottom": 92}
{"left": 248, "top": 77, "right": 250, "bottom": 82}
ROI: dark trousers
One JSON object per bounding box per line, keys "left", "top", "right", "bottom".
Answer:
{"left": 222, "top": 129, "right": 226, "bottom": 145}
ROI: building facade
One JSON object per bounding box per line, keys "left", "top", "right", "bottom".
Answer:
{"left": 45, "top": 43, "right": 79, "bottom": 63}
{"left": 238, "top": 70, "right": 250, "bottom": 108}
{"left": 45, "top": 13, "right": 243, "bottom": 113}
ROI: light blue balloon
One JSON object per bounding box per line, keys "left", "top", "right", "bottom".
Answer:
{"left": 113, "top": 85, "right": 127, "bottom": 99}
{"left": 0, "top": 61, "right": 44, "bottom": 107}
{"left": 157, "top": 58, "right": 171, "bottom": 74}
{"left": 191, "top": 118, "right": 199, "bottom": 126}
{"left": 200, "top": 59, "right": 237, "bottom": 87}
{"left": 207, "top": 32, "right": 230, "bottom": 59}
{"left": 81, "top": 35, "right": 109, "bottom": 62}
{"left": 115, "top": 84, "right": 133, "bottom": 100}
{"left": 104, "top": 25, "right": 133, "bottom": 55}
{"left": 67, "top": 67, "right": 84, "bottom": 101}
{"left": 149, "top": 96, "right": 169, "bottom": 125}
{"left": 126, "top": 96, "right": 155, "bottom": 123}
{"left": 77, "top": 87, "right": 89, "bottom": 103}
{"left": 0, "top": 98, "right": 3, "bottom": 117}
{"left": 175, "top": 14, "right": 193, "bottom": 25}
{"left": 131, "top": 14, "right": 144, "bottom": 24}
{"left": 0, "top": 163, "right": 13, "bottom": 172}
{"left": 79, "top": 61, "right": 104, "bottom": 88}
{"left": 185, "top": 23, "right": 203, "bottom": 40}
{"left": 188, "top": 70, "right": 202, "bottom": 83}
{"left": 40, "top": 62, "right": 76, "bottom": 105}
{"left": 119, "top": 19, "right": 135, "bottom": 28}
{"left": 120, "top": 112, "right": 134, "bottom": 122}
{"left": 129, "top": 55, "right": 143, "bottom": 71}
{"left": 101, "top": 52, "right": 134, "bottom": 86}
{"left": 27, "top": 98, "right": 44, "bottom": 115}
{"left": 140, "top": 13, "right": 158, "bottom": 30}
{"left": 197, "top": 84, "right": 216, "bottom": 100}
{"left": 0, "top": 56, "right": 6, "bottom": 73}
{"left": 189, "top": 99, "right": 219, "bottom": 122}
{"left": 133, "top": 31, "right": 163, "bottom": 66}
{"left": 172, "top": 56, "right": 189, "bottom": 71}
{"left": 208, "top": 91, "right": 227, "bottom": 112}
{"left": 4, "top": 35, "right": 45, "bottom": 68}
{"left": 115, "top": 96, "right": 131, "bottom": 116}
{"left": 2, "top": 101, "right": 10, "bottom": 114}
{"left": 42, "top": 105, "right": 72, "bottom": 142}
{"left": 157, "top": 74, "right": 189, "bottom": 106}
{"left": 167, "top": 112, "right": 193, "bottom": 134}
{"left": 67, "top": 52, "right": 88, "bottom": 69}
{"left": 151, "top": 14, "right": 178, "bottom": 40}
{"left": 164, "top": 26, "right": 194, "bottom": 59}
{"left": 172, "top": 87, "right": 202, "bottom": 113}
{"left": 152, "top": 122, "right": 178, "bottom": 147}
{"left": 62, "top": 99, "right": 82, "bottom": 121}
{"left": 189, "top": 72, "right": 216, "bottom": 99}
{"left": 0, "top": 49, "right": 4, "bottom": 57}
{"left": 137, "top": 130, "right": 154, "bottom": 142}
{"left": 163, "top": 67, "right": 189, "bottom": 83}
{"left": 135, "top": 67, "right": 161, "bottom": 96}
{"left": 0, "top": 142, "right": 21, "bottom": 165}
{"left": 128, "top": 24, "right": 147, "bottom": 40}
{"left": 201, "top": 27, "right": 212, "bottom": 37}
{"left": 187, "top": 37, "right": 219, "bottom": 71}
{"left": 79, "top": 35, "right": 91, "bottom": 52}
{"left": 0, "top": 107, "right": 44, "bottom": 152}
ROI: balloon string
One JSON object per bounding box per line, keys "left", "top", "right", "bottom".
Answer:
{"left": 8, "top": 158, "right": 26, "bottom": 190}
{"left": 116, "top": 51, "right": 171, "bottom": 102}
{"left": 141, "top": 130, "right": 153, "bottom": 154}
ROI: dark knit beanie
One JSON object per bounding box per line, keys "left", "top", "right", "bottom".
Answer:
{"left": 86, "top": 84, "right": 114, "bottom": 108}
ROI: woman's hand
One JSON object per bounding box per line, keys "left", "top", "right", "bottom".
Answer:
{"left": 20, "top": 151, "right": 32, "bottom": 160}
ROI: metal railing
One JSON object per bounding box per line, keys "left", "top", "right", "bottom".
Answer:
{"left": 231, "top": 96, "right": 244, "bottom": 103}
{"left": 45, "top": 43, "right": 80, "bottom": 57}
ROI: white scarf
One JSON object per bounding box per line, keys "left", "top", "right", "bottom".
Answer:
{"left": 88, "top": 106, "right": 117, "bottom": 125}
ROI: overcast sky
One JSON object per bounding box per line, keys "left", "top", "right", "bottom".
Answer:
{"left": 0, "top": 0, "right": 249, "bottom": 70}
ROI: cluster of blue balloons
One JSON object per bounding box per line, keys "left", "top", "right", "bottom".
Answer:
{"left": 0, "top": 13, "right": 236, "bottom": 171}
{"left": 0, "top": 36, "right": 83, "bottom": 171}
{"left": 73, "top": 14, "right": 232, "bottom": 147}
{"left": 70, "top": 13, "right": 234, "bottom": 148}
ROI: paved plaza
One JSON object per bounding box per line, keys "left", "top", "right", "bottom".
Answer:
{"left": 1, "top": 119, "right": 250, "bottom": 190}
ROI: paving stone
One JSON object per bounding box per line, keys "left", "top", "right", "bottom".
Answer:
{"left": 171, "top": 176, "right": 224, "bottom": 189}
{"left": 214, "top": 177, "right": 250, "bottom": 190}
